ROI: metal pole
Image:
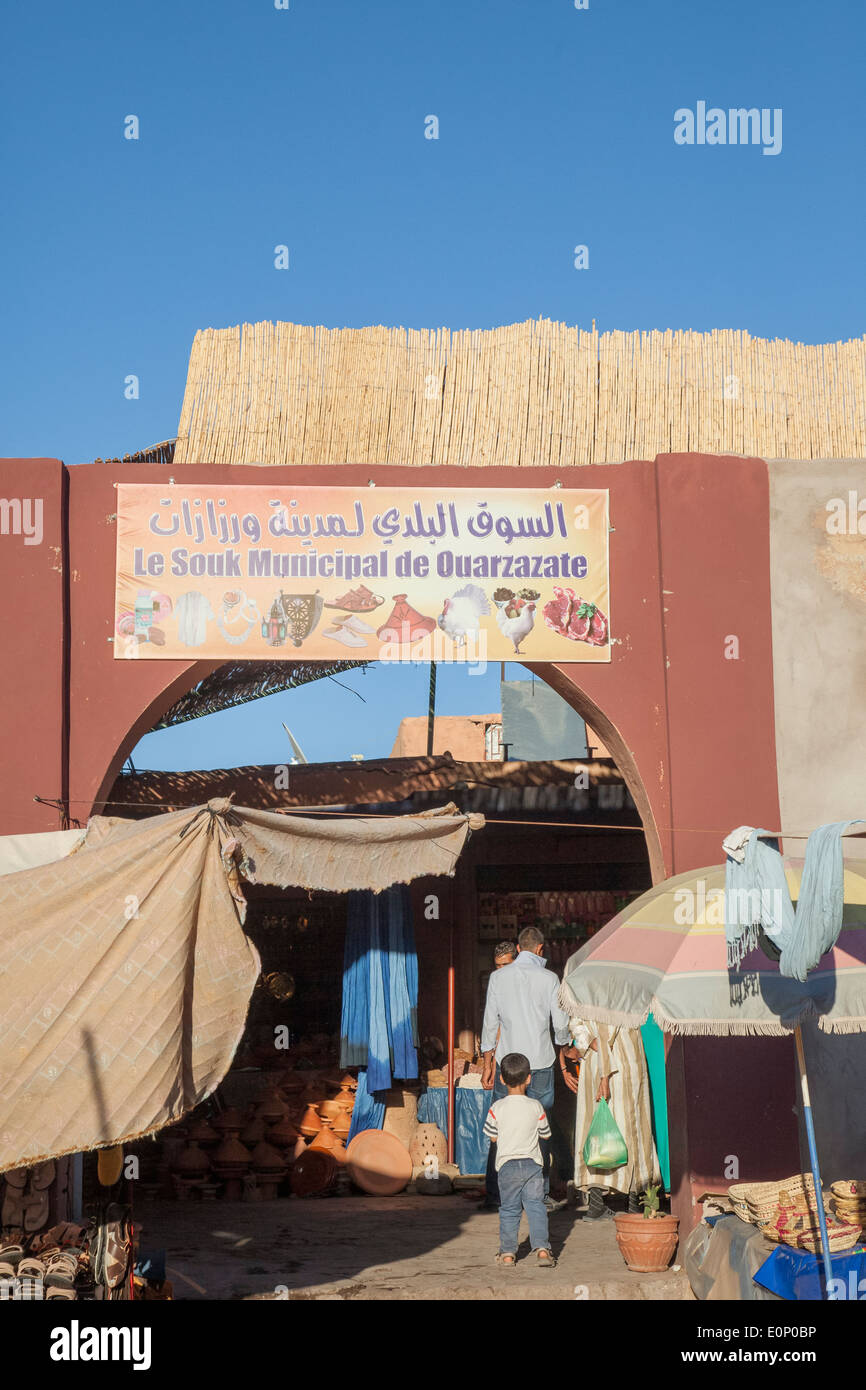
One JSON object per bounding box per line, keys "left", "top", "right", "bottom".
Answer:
{"left": 447, "top": 908, "right": 455, "bottom": 1166}
{"left": 426, "top": 661, "right": 437, "bottom": 756}
{"left": 794, "top": 1025, "right": 834, "bottom": 1296}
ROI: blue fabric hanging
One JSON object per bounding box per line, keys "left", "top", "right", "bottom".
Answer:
{"left": 724, "top": 820, "right": 864, "bottom": 981}
{"left": 340, "top": 885, "right": 419, "bottom": 1107}
{"left": 347, "top": 1070, "right": 385, "bottom": 1143}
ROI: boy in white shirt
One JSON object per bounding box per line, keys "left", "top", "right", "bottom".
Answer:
{"left": 483, "top": 1052, "right": 556, "bottom": 1267}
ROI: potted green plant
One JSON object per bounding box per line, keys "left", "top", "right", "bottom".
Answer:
{"left": 613, "top": 1185, "right": 679, "bottom": 1272}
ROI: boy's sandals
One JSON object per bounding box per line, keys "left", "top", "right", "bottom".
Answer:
{"left": 495, "top": 1251, "right": 517, "bottom": 1268}
{"left": 536, "top": 1249, "right": 557, "bottom": 1268}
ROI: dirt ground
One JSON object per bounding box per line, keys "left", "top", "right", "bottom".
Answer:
{"left": 134, "top": 1193, "right": 693, "bottom": 1301}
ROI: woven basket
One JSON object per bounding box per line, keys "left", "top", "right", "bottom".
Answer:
{"left": 730, "top": 1174, "right": 818, "bottom": 1227}
{"left": 798, "top": 1224, "right": 861, "bottom": 1254}
{"left": 831, "top": 1179, "right": 866, "bottom": 1199}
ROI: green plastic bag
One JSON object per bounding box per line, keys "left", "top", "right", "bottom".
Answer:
{"left": 582, "top": 1099, "right": 628, "bottom": 1169}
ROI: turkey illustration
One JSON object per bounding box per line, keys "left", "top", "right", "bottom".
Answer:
{"left": 437, "top": 584, "right": 490, "bottom": 647}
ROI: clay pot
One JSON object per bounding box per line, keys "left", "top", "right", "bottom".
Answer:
{"left": 268, "top": 1116, "right": 301, "bottom": 1150}
{"left": 173, "top": 1141, "right": 211, "bottom": 1177}
{"left": 613, "top": 1212, "right": 679, "bottom": 1272}
{"left": 334, "top": 1087, "right": 356, "bottom": 1113}
{"left": 345, "top": 1130, "right": 412, "bottom": 1196}
{"left": 408, "top": 1123, "right": 448, "bottom": 1169}
{"left": 213, "top": 1136, "right": 251, "bottom": 1170}
{"left": 339, "top": 1073, "right": 358, "bottom": 1091}
{"left": 299, "top": 1104, "right": 323, "bottom": 1138}
{"left": 240, "top": 1115, "right": 266, "bottom": 1147}
{"left": 308, "top": 1122, "right": 345, "bottom": 1163}
{"left": 381, "top": 1088, "right": 418, "bottom": 1148}
{"left": 250, "top": 1140, "right": 287, "bottom": 1175}
{"left": 188, "top": 1117, "right": 220, "bottom": 1149}
{"left": 292, "top": 1135, "right": 308, "bottom": 1162}
{"left": 300, "top": 1084, "right": 322, "bottom": 1107}
{"left": 256, "top": 1088, "right": 289, "bottom": 1123}
{"left": 332, "top": 1113, "right": 351, "bottom": 1142}
{"left": 213, "top": 1107, "right": 245, "bottom": 1136}
{"left": 291, "top": 1150, "right": 338, "bottom": 1198}
{"left": 318, "top": 1099, "right": 343, "bottom": 1123}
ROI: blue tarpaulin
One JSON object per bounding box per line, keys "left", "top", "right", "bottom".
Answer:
{"left": 418, "top": 1088, "right": 494, "bottom": 1174}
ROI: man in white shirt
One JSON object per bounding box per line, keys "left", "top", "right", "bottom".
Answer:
{"left": 480, "top": 926, "right": 571, "bottom": 1208}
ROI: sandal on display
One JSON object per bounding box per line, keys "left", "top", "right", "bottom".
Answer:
{"left": 323, "top": 586, "right": 383, "bottom": 613}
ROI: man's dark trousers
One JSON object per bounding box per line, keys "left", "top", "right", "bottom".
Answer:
{"left": 484, "top": 1063, "right": 555, "bottom": 1205}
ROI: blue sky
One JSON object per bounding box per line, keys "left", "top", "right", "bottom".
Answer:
{"left": 4, "top": 0, "right": 864, "bottom": 769}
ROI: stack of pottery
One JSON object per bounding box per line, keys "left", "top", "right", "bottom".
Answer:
{"left": 256, "top": 1088, "right": 289, "bottom": 1124}
{"left": 309, "top": 1120, "right": 346, "bottom": 1164}
{"left": 240, "top": 1113, "right": 266, "bottom": 1147}
{"left": 299, "top": 1104, "right": 322, "bottom": 1139}
{"left": 250, "top": 1140, "right": 287, "bottom": 1200}
{"left": 213, "top": 1107, "right": 245, "bottom": 1139}
{"left": 172, "top": 1140, "right": 211, "bottom": 1200}
{"left": 291, "top": 1149, "right": 338, "bottom": 1197}
{"left": 188, "top": 1116, "right": 220, "bottom": 1151}
{"left": 268, "top": 1115, "right": 301, "bottom": 1159}
{"left": 212, "top": 1136, "right": 252, "bottom": 1201}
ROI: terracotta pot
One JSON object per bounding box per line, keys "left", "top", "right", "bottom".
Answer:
{"left": 345, "top": 1129, "right": 413, "bottom": 1196}
{"left": 334, "top": 1087, "right": 356, "bottom": 1113}
{"left": 268, "top": 1116, "right": 300, "bottom": 1149}
{"left": 340, "top": 1073, "right": 358, "bottom": 1091}
{"left": 613, "top": 1212, "right": 679, "bottom": 1272}
{"left": 250, "top": 1140, "right": 287, "bottom": 1175}
{"left": 300, "top": 1084, "right": 322, "bottom": 1107}
{"left": 213, "top": 1107, "right": 245, "bottom": 1136}
{"left": 240, "top": 1115, "right": 266, "bottom": 1147}
{"left": 173, "top": 1141, "right": 211, "bottom": 1177}
{"left": 292, "top": 1135, "right": 308, "bottom": 1161}
{"left": 318, "top": 1099, "right": 343, "bottom": 1123}
{"left": 309, "top": 1122, "right": 345, "bottom": 1163}
{"left": 332, "top": 1113, "right": 351, "bottom": 1141}
{"left": 408, "top": 1123, "right": 447, "bottom": 1169}
{"left": 299, "top": 1104, "right": 323, "bottom": 1138}
{"left": 213, "top": 1136, "right": 251, "bottom": 1169}
{"left": 256, "top": 1088, "right": 289, "bottom": 1123}
{"left": 188, "top": 1117, "right": 220, "bottom": 1149}
{"left": 291, "top": 1149, "right": 338, "bottom": 1198}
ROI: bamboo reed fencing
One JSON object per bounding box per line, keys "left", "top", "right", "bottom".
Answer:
{"left": 173, "top": 320, "right": 866, "bottom": 466}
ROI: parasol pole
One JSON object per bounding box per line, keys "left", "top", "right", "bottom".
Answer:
{"left": 446, "top": 907, "right": 455, "bottom": 1165}
{"left": 794, "top": 1025, "right": 834, "bottom": 1296}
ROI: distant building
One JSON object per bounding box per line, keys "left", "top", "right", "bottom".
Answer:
{"left": 390, "top": 714, "right": 502, "bottom": 761}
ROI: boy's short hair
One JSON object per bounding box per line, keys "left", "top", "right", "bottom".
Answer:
{"left": 500, "top": 1052, "right": 531, "bottom": 1087}
{"left": 493, "top": 941, "right": 515, "bottom": 961}
{"left": 518, "top": 925, "right": 544, "bottom": 950}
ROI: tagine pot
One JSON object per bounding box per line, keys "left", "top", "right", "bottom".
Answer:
{"left": 299, "top": 1103, "right": 323, "bottom": 1138}
{"left": 318, "top": 1099, "right": 344, "bottom": 1123}
{"left": 334, "top": 1086, "right": 356, "bottom": 1113}
{"left": 268, "top": 1116, "right": 301, "bottom": 1151}
{"left": 256, "top": 1088, "right": 289, "bottom": 1123}
{"left": 188, "top": 1117, "right": 220, "bottom": 1149}
{"left": 213, "top": 1107, "right": 245, "bottom": 1137}
{"left": 240, "top": 1114, "right": 266, "bottom": 1147}
{"left": 309, "top": 1122, "right": 346, "bottom": 1164}
{"left": 173, "top": 1140, "right": 211, "bottom": 1178}
{"left": 613, "top": 1212, "right": 679, "bottom": 1273}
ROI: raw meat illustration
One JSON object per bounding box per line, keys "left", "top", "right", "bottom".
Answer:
{"left": 542, "top": 586, "right": 608, "bottom": 647}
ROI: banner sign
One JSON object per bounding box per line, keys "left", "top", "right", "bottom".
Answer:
{"left": 114, "top": 484, "right": 610, "bottom": 663}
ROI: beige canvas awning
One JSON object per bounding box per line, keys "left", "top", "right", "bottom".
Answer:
{"left": 0, "top": 799, "right": 482, "bottom": 1173}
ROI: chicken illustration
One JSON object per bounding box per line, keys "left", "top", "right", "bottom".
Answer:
{"left": 437, "top": 584, "right": 490, "bottom": 646}
{"left": 496, "top": 598, "right": 536, "bottom": 654}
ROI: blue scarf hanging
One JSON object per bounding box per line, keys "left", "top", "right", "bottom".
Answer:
{"left": 340, "top": 885, "right": 419, "bottom": 1108}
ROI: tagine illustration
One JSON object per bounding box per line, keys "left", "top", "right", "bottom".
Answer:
{"left": 376, "top": 594, "right": 436, "bottom": 644}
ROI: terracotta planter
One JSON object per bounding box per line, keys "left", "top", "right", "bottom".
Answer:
{"left": 613, "top": 1212, "right": 679, "bottom": 1272}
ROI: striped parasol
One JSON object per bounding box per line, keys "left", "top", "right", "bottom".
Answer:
{"left": 559, "top": 860, "right": 866, "bottom": 1037}
{"left": 559, "top": 858, "right": 866, "bottom": 1296}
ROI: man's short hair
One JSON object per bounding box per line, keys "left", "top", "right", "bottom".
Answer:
{"left": 500, "top": 1052, "right": 531, "bottom": 1087}
{"left": 493, "top": 941, "right": 516, "bottom": 961}
{"left": 517, "top": 925, "right": 544, "bottom": 950}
